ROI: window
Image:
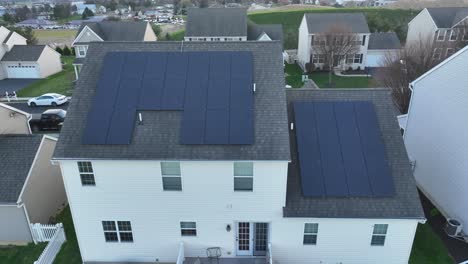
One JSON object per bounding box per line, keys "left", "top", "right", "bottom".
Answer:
{"left": 312, "top": 54, "right": 325, "bottom": 63}
{"left": 77, "top": 46, "right": 87, "bottom": 57}
{"left": 371, "top": 224, "right": 388, "bottom": 246}
{"left": 351, "top": 53, "right": 363, "bottom": 64}
{"left": 180, "top": 221, "right": 197, "bottom": 236}
{"left": 362, "top": 35, "right": 367, "bottom": 46}
{"left": 446, "top": 48, "right": 455, "bottom": 57}
{"left": 161, "top": 162, "right": 182, "bottom": 191}
{"left": 102, "top": 221, "right": 133, "bottom": 243}
{"left": 449, "top": 30, "right": 458, "bottom": 41}
{"left": 433, "top": 48, "right": 442, "bottom": 60}
{"left": 436, "top": 30, "right": 446, "bottom": 41}
{"left": 463, "top": 29, "right": 468, "bottom": 41}
{"left": 78, "top": 161, "right": 95, "bottom": 186}
{"left": 234, "top": 162, "right": 253, "bottom": 191}
{"left": 303, "top": 223, "right": 318, "bottom": 245}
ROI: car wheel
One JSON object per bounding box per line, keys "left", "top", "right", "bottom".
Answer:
{"left": 51, "top": 102, "right": 57, "bottom": 106}
{"left": 30, "top": 102, "right": 36, "bottom": 107}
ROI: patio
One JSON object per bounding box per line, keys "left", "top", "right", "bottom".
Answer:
{"left": 184, "top": 257, "right": 267, "bottom": 264}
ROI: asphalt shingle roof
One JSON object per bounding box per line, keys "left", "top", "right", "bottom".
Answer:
{"left": 368, "top": 32, "right": 401, "bottom": 50}
{"left": 304, "top": 13, "right": 370, "bottom": 34}
{"left": 284, "top": 89, "right": 425, "bottom": 219}
{"left": 53, "top": 41, "right": 290, "bottom": 161}
{"left": 75, "top": 21, "right": 150, "bottom": 43}
{"left": 426, "top": 7, "right": 468, "bottom": 28}
{"left": 185, "top": 8, "right": 247, "bottom": 37}
{"left": 0, "top": 135, "right": 42, "bottom": 203}
{"left": 247, "top": 23, "right": 283, "bottom": 42}
{"left": 1, "top": 45, "right": 46, "bottom": 61}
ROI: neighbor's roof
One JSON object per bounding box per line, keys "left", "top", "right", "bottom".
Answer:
{"left": 247, "top": 23, "right": 283, "bottom": 42}
{"left": 0, "top": 135, "right": 42, "bottom": 203}
{"left": 368, "top": 32, "right": 401, "bottom": 50}
{"left": 284, "top": 89, "right": 424, "bottom": 219}
{"left": 75, "top": 21, "right": 149, "bottom": 43}
{"left": 185, "top": 8, "right": 248, "bottom": 37}
{"left": 53, "top": 41, "right": 290, "bottom": 161}
{"left": 426, "top": 7, "right": 468, "bottom": 28}
{"left": 304, "top": 13, "right": 370, "bottom": 33}
{"left": 16, "top": 19, "right": 57, "bottom": 26}
{"left": 1, "top": 45, "right": 46, "bottom": 62}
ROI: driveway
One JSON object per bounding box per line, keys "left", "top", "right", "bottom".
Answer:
{"left": 0, "top": 79, "right": 39, "bottom": 95}
{"left": 6, "top": 102, "right": 68, "bottom": 114}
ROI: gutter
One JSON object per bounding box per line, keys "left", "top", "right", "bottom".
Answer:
{"left": 17, "top": 202, "right": 36, "bottom": 244}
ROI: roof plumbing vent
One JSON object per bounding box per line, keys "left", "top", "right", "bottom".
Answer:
{"left": 290, "top": 122, "right": 294, "bottom": 131}
{"left": 253, "top": 83, "right": 256, "bottom": 93}
{"left": 138, "top": 112, "right": 143, "bottom": 125}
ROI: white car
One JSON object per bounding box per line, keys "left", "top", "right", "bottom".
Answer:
{"left": 28, "top": 93, "right": 68, "bottom": 107}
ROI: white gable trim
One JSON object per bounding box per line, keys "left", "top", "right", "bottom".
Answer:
{"left": 71, "top": 25, "right": 103, "bottom": 46}
{"left": 410, "top": 45, "right": 468, "bottom": 87}
{"left": 257, "top": 32, "right": 272, "bottom": 41}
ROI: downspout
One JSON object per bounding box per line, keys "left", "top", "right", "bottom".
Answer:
{"left": 17, "top": 202, "right": 37, "bottom": 244}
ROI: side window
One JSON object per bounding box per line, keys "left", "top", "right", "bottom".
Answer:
{"left": 303, "top": 223, "right": 318, "bottom": 245}
{"left": 102, "top": 221, "right": 133, "bottom": 243}
{"left": 371, "top": 224, "right": 388, "bottom": 246}
{"left": 180, "top": 221, "right": 197, "bottom": 236}
{"left": 78, "top": 161, "right": 95, "bottom": 186}
{"left": 234, "top": 162, "right": 253, "bottom": 191}
{"left": 161, "top": 162, "right": 182, "bottom": 191}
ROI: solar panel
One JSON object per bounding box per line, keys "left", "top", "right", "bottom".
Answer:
{"left": 229, "top": 107, "right": 254, "bottom": 144}
{"left": 180, "top": 109, "right": 206, "bottom": 144}
{"left": 294, "top": 101, "right": 394, "bottom": 198}
{"left": 204, "top": 109, "right": 230, "bottom": 144}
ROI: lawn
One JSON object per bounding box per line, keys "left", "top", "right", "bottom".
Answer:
{"left": 0, "top": 243, "right": 47, "bottom": 264}
{"left": 33, "top": 29, "right": 77, "bottom": 46}
{"left": 53, "top": 206, "right": 82, "bottom": 264}
{"left": 309, "top": 72, "right": 379, "bottom": 88}
{"left": 409, "top": 223, "right": 453, "bottom": 264}
{"left": 55, "top": 14, "right": 82, "bottom": 25}
{"left": 284, "top": 63, "right": 305, "bottom": 88}
{"left": 16, "top": 56, "right": 75, "bottom": 97}
{"left": 249, "top": 8, "right": 419, "bottom": 49}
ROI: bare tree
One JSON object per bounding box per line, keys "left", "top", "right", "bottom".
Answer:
{"left": 312, "top": 24, "right": 362, "bottom": 86}
{"left": 375, "top": 37, "right": 442, "bottom": 113}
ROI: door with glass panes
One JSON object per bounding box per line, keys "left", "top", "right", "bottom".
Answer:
{"left": 236, "top": 222, "right": 269, "bottom": 256}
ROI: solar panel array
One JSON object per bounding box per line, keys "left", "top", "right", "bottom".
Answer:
{"left": 82, "top": 51, "right": 254, "bottom": 145}
{"left": 294, "top": 101, "right": 395, "bottom": 197}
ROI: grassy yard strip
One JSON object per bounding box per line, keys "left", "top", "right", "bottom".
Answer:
{"left": 284, "top": 63, "right": 305, "bottom": 88}
{"left": 53, "top": 206, "right": 82, "bottom": 264}
{"left": 309, "top": 72, "right": 378, "bottom": 88}
{"left": 0, "top": 243, "right": 47, "bottom": 264}
{"left": 409, "top": 223, "right": 453, "bottom": 264}
{"left": 248, "top": 8, "right": 419, "bottom": 49}
{"left": 16, "top": 56, "right": 75, "bottom": 97}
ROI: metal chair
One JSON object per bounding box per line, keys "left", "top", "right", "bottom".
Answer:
{"left": 206, "top": 247, "right": 221, "bottom": 264}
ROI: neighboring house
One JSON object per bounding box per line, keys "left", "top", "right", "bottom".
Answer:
{"left": 52, "top": 40, "right": 424, "bottom": 264}
{"left": 406, "top": 7, "right": 468, "bottom": 60}
{"left": 403, "top": 45, "right": 468, "bottom": 238}
{"left": 0, "top": 26, "right": 27, "bottom": 80}
{"left": 366, "top": 32, "right": 401, "bottom": 67}
{"left": 184, "top": 8, "right": 282, "bottom": 42}
{"left": 297, "top": 13, "right": 370, "bottom": 70}
{"left": 15, "top": 19, "right": 59, "bottom": 29}
{"left": 1, "top": 45, "right": 62, "bottom": 79}
{"left": 71, "top": 21, "right": 157, "bottom": 80}
{"left": 0, "top": 103, "right": 31, "bottom": 134}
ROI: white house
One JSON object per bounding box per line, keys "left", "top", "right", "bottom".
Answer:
{"left": 0, "top": 27, "right": 62, "bottom": 80}
{"left": 71, "top": 21, "right": 157, "bottom": 80}
{"left": 297, "top": 13, "right": 371, "bottom": 71}
{"left": 52, "top": 41, "right": 424, "bottom": 264}
{"left": 403, "top": 45, "right": 468, "bottom": 239}
{"left": 366, "top": 32, "right": 401, "bottom": 67}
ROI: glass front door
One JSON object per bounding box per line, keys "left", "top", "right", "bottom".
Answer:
{"left": 236, "top": 222, "right": 269, "bottom": 256}
{"left": 237, "top": 222, "right": 252, "bottom": 255}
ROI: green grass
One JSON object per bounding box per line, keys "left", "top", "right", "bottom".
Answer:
{"left": 16, "top": 56, "right": 75, "bottom": 97}
{"left": 248, "top": 8, "right": 420, "bottom": 49}
{"left": 309, "top": 72, "right": 378, "bottom": 88}
{"left": 169, "top": 29, "right": 185, "bottom": 41}
{"left": 33, "top": 29, "right": 77, "bottom": 39}
{"left": 0, "top": 243, "right": 47, "bottom": 264}
{"left": 284, "top": 63, "right": 305, "bottom": 88}
{"left": 53, "top": 206, "right": 82, "bottom": 264}
{"left": 409, "top": 223, "right": 453, "bottom": 264}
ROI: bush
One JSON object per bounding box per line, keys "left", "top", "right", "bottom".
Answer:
{"left": 348, "top": 66, "right": 353, "bottom": 71}
{"left": 305, "top": 62, "right": 315, "bottom": 74}
{"left": 55, "top": 47, "right": 63, "bottom": 54}
{"left": 357, "top": 66, "right": 361, "bottom": 71}
{"left": 63, "top": 46, "right": 71, "bottom": 56}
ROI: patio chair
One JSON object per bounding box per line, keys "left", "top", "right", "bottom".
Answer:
{"left": 206, "top": 247, "right": 221, "bottom": 264}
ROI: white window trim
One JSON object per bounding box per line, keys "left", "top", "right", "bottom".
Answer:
{"left": 233, "top": 162, "right": 254, "bottom": 192}
{"left": 102, "top": 220, "right": 134, "bottom": 243}
{"left": 433, "top": 48, "right": 442, "bottom": 60}
{"left": 161, "top": 162, "right": 182, "bottom": 191}
{"left": 77, "top": 161, "right": 95, "bottom": 186}
{"left": 449, "top": 29, "right": 458, "bottom": 41}
{"left": 436, "top": 29, "right": 446, "bottom": 41}
{"left": 76, "top": 46, "right": 87, "bottom": 58}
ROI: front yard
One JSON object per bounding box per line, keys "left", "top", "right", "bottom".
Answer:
{"left": 16, "top": 56, "right": 75, "bottom": 97}
{"left": 0, "top": 243, "right": 47, "bottom": 264}
{"left": 409, "top": 223, "right": 453, "bottom": 264}
{"left": 285, "top": 63, "right": 379, "bottom": 89}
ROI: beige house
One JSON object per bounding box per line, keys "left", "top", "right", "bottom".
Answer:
{"left": 0, "top": 104, "right": 67, "bottom": 245}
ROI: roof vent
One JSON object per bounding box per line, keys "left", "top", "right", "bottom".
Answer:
{"left": 138, "top": 112, "right": 143, "bottom": 125}
{"left": 253, "top": 83, "right": 256, "bottom": 93}
{"left": 290, "top": 122, "right": 294, "bottom": 130}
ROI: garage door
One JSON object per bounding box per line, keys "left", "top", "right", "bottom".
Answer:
{"left": 5, "top": 64, "right": 39, "bottom": 79}
{"left": 366, "top": 53, "right": 385, "bottom": 67}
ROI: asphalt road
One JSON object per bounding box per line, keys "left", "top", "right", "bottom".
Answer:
{"left": 6, "top": 101, "right": 69, "bottom": 114}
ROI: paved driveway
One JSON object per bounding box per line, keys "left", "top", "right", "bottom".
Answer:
{"left": 0, "top": 79, "right": 39, "bottom": 94}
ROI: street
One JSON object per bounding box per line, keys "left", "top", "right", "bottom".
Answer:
{"left": 6, "top": 101, "right": 69, "bottom": 114}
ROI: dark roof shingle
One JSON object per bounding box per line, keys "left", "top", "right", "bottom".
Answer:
{"left": 284, "top": 89, "right": 425, "bottom": 219}
{"left": 185, "top": 8, "right": 247, "bottom": 37}
{"left": 304, "top": 13, "right": 370, "bottom": 34}
{"left": 426, "top": 7, "right": 468, "bottom": 28}
{"left": 75, "top": 21, "right": 150, "bottom": 43}
{"left": 53, "top": 41, "right": 290, "bottom": 161}
{"left": 0, "top": 135, "right": 42, "bottom": 203}
{"left": 247, "top": 23, "right": 283, "bottom": 42}
{"left": 1, "top": 45, "right": 46, "bottom": 62}
{"left": 368, "top": 32, "right": 401, "bottom": 50}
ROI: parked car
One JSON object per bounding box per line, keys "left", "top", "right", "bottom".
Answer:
{"left": 29, "top": 109, "right": 67, "bottom": 132}
{"left": 27, "top": 93, "right": 68, "bottom": 107}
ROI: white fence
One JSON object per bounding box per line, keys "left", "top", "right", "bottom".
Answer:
{"left": 176, "top": 242, "right": 185, "bottom": 264}
{"left": 31, "top": 223, "right": 61, "bottom": 243}
{"left": 34, "top": 223, "right": 66, "bottom": 264}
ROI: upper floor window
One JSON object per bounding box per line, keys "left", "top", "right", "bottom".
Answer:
{"left": 78, "top": 161, "right": 95, "bottom": 186}
{"left": 371, "top": 224, "right": 388, "bottom": 246}
{"left": 180, "top": 221, "right": 197, "bottom": 236}
{"left": 102, "top": 220, "right": 133, "bottom": 243}
{"left": 362, "top": 35, "right": 366, "bottom": 46}
{"left": 161, "top": 162, "right": 182, "bottom": 191}
{"left": 77, "top": 46, "right": 87, "bottom": 57}
{"left": 234, "top": 162, "right": 253, "bottom": 191}
{"left": 433, "top": 48, "right": 442, "bottom": 60}
{"left": 449, "top": 30, "right": 458, "bottom": 41}
{"left": 312, "top": 54, "right": 325, "bottom": 63}
{"left": 436, "top": 30, "right": 446, "bottom": 41}
{"left": 303, "top": 223, "right": 319, "bottom": 245}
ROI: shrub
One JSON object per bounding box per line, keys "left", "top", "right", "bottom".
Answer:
{"left": 63, "top": 46, "right": 71, "bottom": 56}
{"left": 357, "top": 66, "right": 361, "bottom": 71}
{"left": 55, "top": 47, "right": 63, "bottom": 54}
